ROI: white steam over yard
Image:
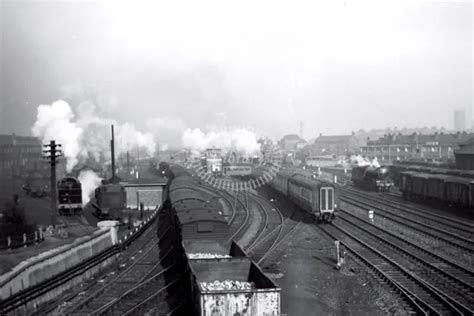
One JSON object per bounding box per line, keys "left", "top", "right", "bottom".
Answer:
{"left": 32, "top": 100, "right": 156, "bottom": 172}
{"left": 77, "top": 170, "right": 102, "bottom": 205}
{"left": 349, "top": 154, "right": 380, "bottom": 168}
{"left": 31, "top": 100, "right": 264, "bottom": 172}
{"left": 181, "top": 128, "right": 261, "bottom": 156}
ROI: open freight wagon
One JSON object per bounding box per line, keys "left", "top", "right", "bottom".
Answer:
{"left": 183, "top": 240, "right": 281, "bottom": 316}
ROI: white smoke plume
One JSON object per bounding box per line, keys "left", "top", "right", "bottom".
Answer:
{"left": 181, "top": 127, "right": 261, "bottom": 156}
{"left": 349, "top": 154, "right": 380, "bottom": 168}
{"left": 78, "top": 170, "right": 102, "bottom": 205}
{"left": 32, "top": 100, "right": 156, "bottom": 171}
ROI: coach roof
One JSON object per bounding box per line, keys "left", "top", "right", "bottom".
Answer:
{"left": 176, "top": 208, "right": 227, "bottom": 225}
{"left": 289, "top": 174, "right": 334, "bottom": 189}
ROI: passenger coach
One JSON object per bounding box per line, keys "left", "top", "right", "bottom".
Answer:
{"left": 271, "top": 170, "right": 339, "bottom": 222}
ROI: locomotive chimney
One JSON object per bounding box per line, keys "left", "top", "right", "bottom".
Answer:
{"left": 111, "top": 124, "right": 116, "bottom": 181}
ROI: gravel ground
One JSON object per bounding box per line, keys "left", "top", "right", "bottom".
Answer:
{"left": 262, "top": 222, "right": 409, "bottom": 315}
{"left": 343, "top": 201, "right": 474, "bottom": 269}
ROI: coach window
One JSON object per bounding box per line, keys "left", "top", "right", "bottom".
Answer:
{"left": 327, "top": 188, "right": 333, "bottom": 210}
{"left": 321, "top": 189, "right": 327, "bottom": 210}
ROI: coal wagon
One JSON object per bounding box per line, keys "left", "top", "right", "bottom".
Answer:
{"left": 165, "top": 167, "right": 281, "bottom": 315}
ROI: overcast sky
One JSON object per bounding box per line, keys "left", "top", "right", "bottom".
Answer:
{"left": 0, "top": 0, "right": 472, "bottom": 141}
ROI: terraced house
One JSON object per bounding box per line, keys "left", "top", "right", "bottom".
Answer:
{"left": 361, "top": 132, "right": 474, "bottom": 163}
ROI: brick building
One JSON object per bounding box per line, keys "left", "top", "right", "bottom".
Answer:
{"left": 310, "top": 133, "right": 360, "bottom": 157}
{"left": 361, "top": 132, "right": 474, "bottom": 163}
{"left": 278, "top": 134, "right": 307, "bottom": 151}
{"left": 454, "top": 140, "right": 474, "bottom": 170}
{"left": 0, "top": 134, "right": 43, "bottom": 179}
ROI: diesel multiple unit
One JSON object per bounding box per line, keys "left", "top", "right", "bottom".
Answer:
{"left": 270, "top": 168, "right": 339, "bottom": 222}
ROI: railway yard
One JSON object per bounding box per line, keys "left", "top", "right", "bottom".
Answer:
{"left": 1, "top": 163, "right": 473, "bottom": 315}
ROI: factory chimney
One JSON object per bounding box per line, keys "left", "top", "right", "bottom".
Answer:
{"left": 111, "top": 124, "right": 116, "bottom": 181}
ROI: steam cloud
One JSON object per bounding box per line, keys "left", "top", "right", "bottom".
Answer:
{"left": 181, "top": 128, "right": 261, "bottom": 156}
{"left": 78, "top": 170, "right": 102, "bottom": 205}
{"left": 32, "top": 100, "right": 156, "bottom": 171}
{"left": 349, "top": 154, "right": 380, "bottom": 168}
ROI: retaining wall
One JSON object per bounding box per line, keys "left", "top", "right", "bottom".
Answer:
{"left": 0, "top": 228, "right": 115, "bottom": 303}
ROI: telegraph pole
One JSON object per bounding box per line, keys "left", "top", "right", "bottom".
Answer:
{"left": 111, "top": 125, "right": 116, "bottom": 181}
{"left": 43, "top": 140, "right": 62, "bottom": 225}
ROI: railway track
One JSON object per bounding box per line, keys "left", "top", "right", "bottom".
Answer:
{"left": 63, "top": 225, "right": 173, "bottom": 315}
{"left": 317, "top": 222, "right": 472, "bottom": 315}
{"left": 1, "top": 210, "right": 160, "bottom": 315}
{"left": 49, "top": 216, "right": 172, "bottom": 316}
{"left": 344, "top": 188, "right": 474, "bottom": 239}
{"left": 228, "top": 190, "right": 252, "bottom": 243}
{"left": 89, "top": 262, "right": 180, "bottom": 315}
{"left": 246, "top": 193, "right": 302, "bottom": 265}
{"left": 338, "top": 209, "right": 474, "bottom": 313}
{"left": 209, "top": 180, "right": 303, "bottom": 268}
{"left": 374, "top": 189, "right": 474, "bottom": 226}
{"left": 342, "top": 192, "right": 474, "bottom": 254}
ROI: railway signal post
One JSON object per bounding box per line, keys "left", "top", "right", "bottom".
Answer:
{"left": 43, "top": 140, "right": 62, "bottom": 225}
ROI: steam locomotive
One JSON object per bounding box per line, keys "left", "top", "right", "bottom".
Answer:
{"left": 351, "top": 165, "right": 394, "bottom": 191}
{"left": 57, "top": 177, "right": 83, "bottom": 215}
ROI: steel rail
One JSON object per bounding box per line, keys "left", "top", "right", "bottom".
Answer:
{"left": 0, "top": 211, "right": 159, "bottom": 315}
{"left": 342, "top": 196, "right": 474, "bottom": 253}
{"left": 318, "top": 224, "right": 463, "bottom": 315}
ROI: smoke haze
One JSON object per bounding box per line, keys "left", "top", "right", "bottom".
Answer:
{"left": 32, "top": 100, "right": 155, "bottom": 171}
{"left": 1, "top": 1, "right": 471, "bottom": 139}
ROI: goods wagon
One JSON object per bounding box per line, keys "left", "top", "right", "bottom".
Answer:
{"left": 165, "top": 169, "right": 281, "bottom": 315}
{"left": 57, "top": 177, "right": 82, "bottom": 215}
{"left": 391, "top": 161, "right": 474, "bottom": 185}
{"left": 351, "top": 165, "right": 394, "bottom": 191}
{"left": 187, "top": 256, "right": 280, "bottom": 316}
{"left": 444, "top": 177, "right": 472, "bottom": 207}
{"left": 399, "top": 171, "right": 474, "bottom": 209}
{"left": 424, "top": 174, "right": 447, "bottom": 200}
{"left": 270, "top": 169, "right": 339, "bottom": 222}
{"left": 399, "top": 171, "right": 419, "bottom": 195}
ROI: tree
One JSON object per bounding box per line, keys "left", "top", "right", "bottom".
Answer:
{"left": 2, "top": 194, "right": 26, "bottom": 225}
